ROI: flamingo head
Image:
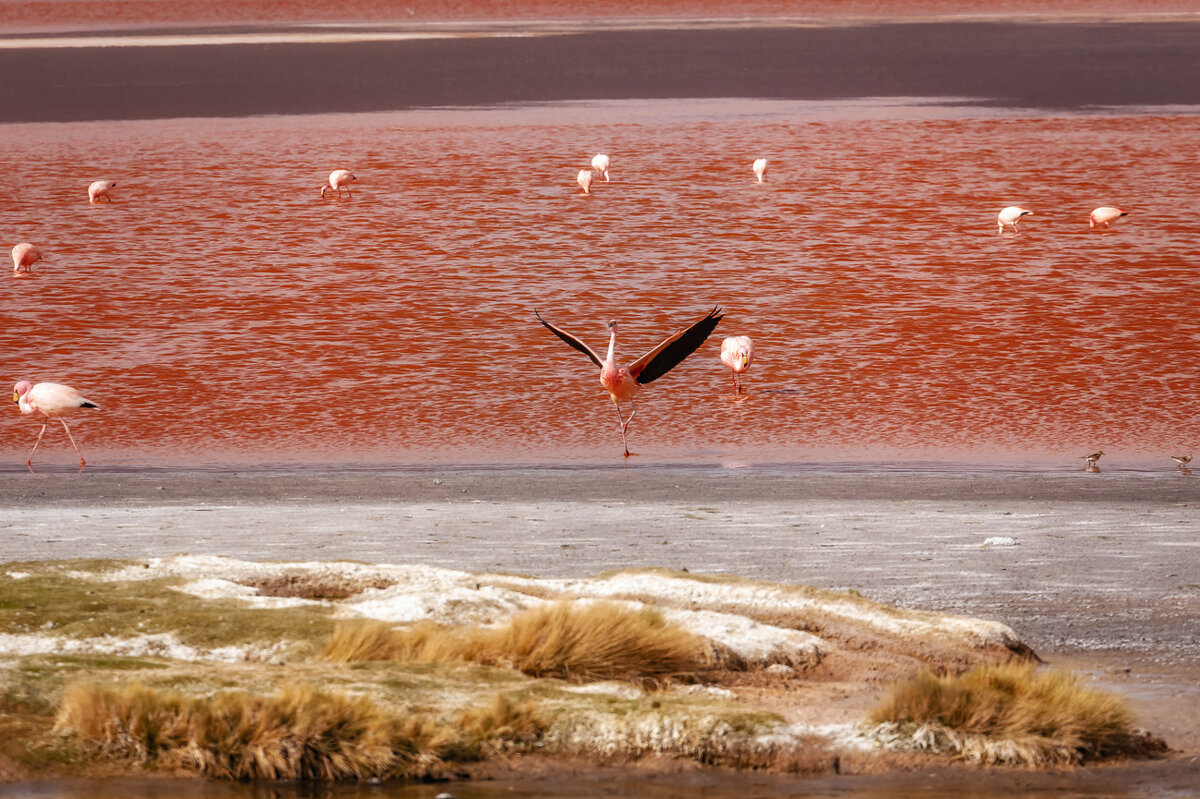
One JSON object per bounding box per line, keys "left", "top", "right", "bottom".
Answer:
{"left": 12, "top": 380, "right": 32, "bottom": 403}
{"left": 320, "top": 185, "right": 329, "bottom": 198}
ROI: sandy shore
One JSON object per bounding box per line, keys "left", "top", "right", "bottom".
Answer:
{"left": 4, "top": 465, "right": 1198, "bottom": 659}
{"left": 3, "top": 464, "right": 1199, "bottom": 788}
{"left": 3, "top": 17, "right": 1200, "bottom": 122}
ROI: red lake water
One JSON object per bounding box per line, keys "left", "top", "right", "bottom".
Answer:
{"left": 2, "top": 99, "right": 1198, "bottom": 468}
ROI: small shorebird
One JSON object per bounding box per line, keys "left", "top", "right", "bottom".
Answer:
{"left": 752, "top": 158, "right": 768, "bottom": 183}
{"left": 321, "top": 169, "right": 357, "bottom": 198}
{"left": 591, "top": 154, "right": 611, "bottom": 181}
{"left": 1081, "top": 450, "right": 1105, "bottom": 466}
{"left": 12, "top": 380, "right": 99, "bottom": 467}
{"left": 1090, "top": 206, "right": 1129, "bottom": 229}
{"left": 720, "top": 335, "right": 754, "bottom": 395}
{"left": 577, "top": 169, "right": 593, "bottom": 195}
{"left": 1171, "top": 454, "right": 1192, "bottom": 468}
{"left": 998, "top": 206, "right": 1033, "bottom": 234}
{"left": 11, "top": 242, "right": 42, "bottom": 273}
{"left": 535, "top": 307, "right": 723, "bottom": 457}
{"left": 88, "top": 180, "right": 117, "bottom": 203}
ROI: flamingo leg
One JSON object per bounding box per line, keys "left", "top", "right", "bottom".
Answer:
{"left": 58, "top": 418, "right": 86, "bottom": 466}
{"left": 27, "top": 422, "right": 49, "bottom": 465}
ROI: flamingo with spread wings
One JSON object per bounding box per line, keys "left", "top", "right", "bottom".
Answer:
{"left": 535, "top": 307, "right": 723, "bottom": 456}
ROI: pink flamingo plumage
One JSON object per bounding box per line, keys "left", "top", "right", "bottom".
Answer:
{"left": 11, "top": 243, "right": 42, "bottom": 273}
{"left": 535, "top": 307, "right": 723, "bottom": 456}
{"left": 1090, "top": 206, "right": 1129, "bottom": 228}
{"left": 577, "top": 169, "right": 593, "bottom": 195}
{"left": 321, "top": 169, "right": 357, "bottom": 198}
{"left": 88, "top": 180, "right": 117, "bottom": 203}
{"left": 997, "top": 206, "right": 1033, "bottom": 234}
{"left": 12, "top": 380, "right": 99, "bottom": 467}
{"left": 720, "top": 335, "right": 755, "bottom": 395}
{"left": 752, "top": 158, "right": 768, "bottom": 183}
{"left": 591, "top": 154, "right": 611, "bottom": 181}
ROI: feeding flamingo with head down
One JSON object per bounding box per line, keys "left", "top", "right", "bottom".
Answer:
{"left": 88, "top": 180, "right": 117, "bottom": 203}
{"left": 591, "top": 154, "right": 611, "bottom": 181}
{"left": 997, "top": 206, "right": 1033, "bottom": 234}
{"left": 11, "top": 243, "right": 41, "bottom": 273}
{"left": 720, "top": 335, "right": 754, "bottom": 395}
{"left": 12, "top": 380, "right": 99, "bottom": 467}
{"left": 1090, "top": 206, "right": 1129, "bottom": 229}
{"left": 535, "top": 307, "right": 724, "bottom": 457}
{"left": 321, "top": 169, "right": 357, "bottom": 198}
{"left": 577, "top": 169, "right": 593, "bottom": 195}
{"left": 752, "top": 158, "right": 768, "bottom": 183}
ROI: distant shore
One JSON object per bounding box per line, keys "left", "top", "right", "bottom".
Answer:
{"left": 3, "top": 17, "right": 1200, "bottom": 122}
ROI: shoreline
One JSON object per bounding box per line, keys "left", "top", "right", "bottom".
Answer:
{"left": 3, "top": 465, "right": 1197, "bottom": 660}
{"left": 3, "top": 466, "right": 1198, "bottom": 787}
{"left": 3, "top": 17, "right": 1200, "bottom": 122}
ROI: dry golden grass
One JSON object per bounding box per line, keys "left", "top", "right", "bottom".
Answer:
{"left": 869, "top": 663, "right": 1163, "bottom": 765}
{"left": 323, "top": 602, "right": 717, "bottom": 686}
{"left": 53, "top": 681, "right": 547, "bottom": 781}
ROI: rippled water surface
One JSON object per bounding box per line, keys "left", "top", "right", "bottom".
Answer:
{"left": 3, "top": 99, "right": 1198, "bottom": 468}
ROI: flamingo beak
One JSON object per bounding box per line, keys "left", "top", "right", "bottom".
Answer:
{"left": 12, "top": 392, "right": 18, "bottom": 403}
{"left": 741, "top": 354, "right": 749, "bottom": 369}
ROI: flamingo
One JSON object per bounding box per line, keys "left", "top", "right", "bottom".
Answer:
{"left": 720, "top": 336, "right": 755, "bottom": 395}
{"left": 88, "top": 180, "right": 117, "bottom": 203}
{"left": 321, "top": 169, "right": 357, "bottom": 198}
{"left": 998, "top": 206, "right": 1033, "bottom": 234}
{"left": 12, "top": 380, "right": 99, "bottom": 467}
{"left": 535, "top": 307, "right": 724, "bottom": 457}
{"left": 591, "top": 154, "right": 611, "bottom": 181}
{"left": 11, "top": 243, "right": 41, "bottom": 273}
{"left": 576, "top": 169, "right": 593, "bottom": 195}
{"left": 1090, "top": 206, "right": 1129, "bottom": 229}
{"left": 752, "top": 158, "right": 768, "bottom": 183}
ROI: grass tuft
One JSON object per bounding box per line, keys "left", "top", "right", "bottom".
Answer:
{"left": 53, "top": 680, "right": 554, "bottom": 781}
{"left": 869, "top": 663, "right": 1165, "bottom": 765}
{"left": 323, "top": 602, "right": 715, "bottom": 687}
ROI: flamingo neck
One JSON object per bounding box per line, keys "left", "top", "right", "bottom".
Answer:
{"left": 605, "top": 329, "right": 617, "bottom": 366}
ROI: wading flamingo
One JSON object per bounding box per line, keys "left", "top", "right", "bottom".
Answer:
{"left": 1090, "top": 206, "right": 1129, "bottom": 229}
{"left": 998, "top": 206, "right": 1032, "bottom": 234}
{"left": 535, "top": 307, "right": 724, "bottom": 457}
{"left": 11, "top": 243, "right": 41, "bottom": 273}
{"left": 577, "top": 169, "right": 593, "bottom": 195}
{"left": 591, "top": 154, "right": 611, "bottom": 181}
{"left": 752, "top": 158, "right": 768, "bottom": 183}
{"left": 321, "top": 169, "right": 357, "bottom": 198}
{"left": 88, "top": 180, "right": 117, "bottom": 203}
{"left": 720, "top": 335, "right": 754, "bottom": 394}
{"left": 12, "top": 380, "right": 99, "bottom": 467}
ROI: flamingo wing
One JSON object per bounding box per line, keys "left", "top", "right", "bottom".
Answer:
{"left": 631, "top": 307, "right": 723, "bottom": 385}
{"left": 535, "top": 310, "right": 603, "bottom": 368}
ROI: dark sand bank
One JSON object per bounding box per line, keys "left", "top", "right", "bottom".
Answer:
{"left": 3, "top": 19, "right": 1200, "bottom": 122}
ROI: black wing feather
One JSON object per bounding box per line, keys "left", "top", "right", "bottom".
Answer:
{"left": 534, "top": 310, "right": 603, "bottom": 368}
{"left": 635, "top": 307, "right": 723, "bottom": 385}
